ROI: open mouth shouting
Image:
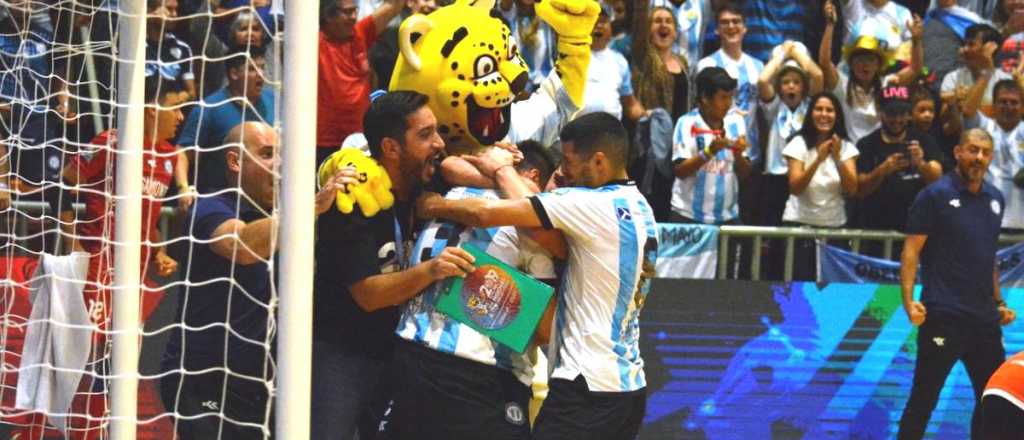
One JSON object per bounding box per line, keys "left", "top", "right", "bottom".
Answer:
{"left": 467, "top": 98, "right": 511, "bottom": 146}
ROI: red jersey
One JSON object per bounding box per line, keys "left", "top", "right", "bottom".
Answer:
{"left": 985, "top": 351, "right": 1024, "bottom": 410}
{"left": 72, "top": 130, "right": 177, "bottom": 270}
{"left": 317, "top": 16, "right": 377, "bottom": 147}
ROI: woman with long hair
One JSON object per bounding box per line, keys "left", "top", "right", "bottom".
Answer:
{"left": 632, "top": 1, "right": 689, "bottom": 121}
{"left": 820, "top": 0, "right": 886, "bottom": 144}
{"left": 782, "top": 92, "right": 860, "bottom": 280}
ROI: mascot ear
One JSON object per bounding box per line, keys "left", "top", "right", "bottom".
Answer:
{"left": 399, "top": 14, "right": 434, "bottom": 72}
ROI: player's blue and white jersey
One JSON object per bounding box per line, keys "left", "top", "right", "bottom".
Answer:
{"left": 670, "top": 109, "right": 748, "bottom": 224}
{"left": 532, "top": 183, "right": 658, "bottom": 392}
{"left": 396, "top": 187, "right": 556, "bottom": 386}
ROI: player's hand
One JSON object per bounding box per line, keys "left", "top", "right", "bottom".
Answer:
{"left": 461, "top": 153, "right": 510, "bottom": 179}
{"left": 316, "top": 166, "right": 360, "bottom": 216}
{"left": 427, "top": 246, "right": 476, "bottom": 280}
{"left": 493, "top": 142, "right": 524, "bottom": 164}
{"left": 999, "top": 306, "right": 1017, "bottom": 326}
{"left": 905, "top": 301, "right": 927, "bottom": 326}
{"left": 153, "top": 250, "right": 178, "bottom": 277}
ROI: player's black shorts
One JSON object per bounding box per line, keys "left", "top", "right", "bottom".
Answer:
{"left": 981, "top": 393, "right": 1024, "bottom": 440}
{"left": 532, "top": 375, "right": 646, "bottom": 440}
{"left": 385, "top": 339, "right": 532, "bottom": 440}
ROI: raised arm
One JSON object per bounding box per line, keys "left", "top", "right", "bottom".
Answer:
{"left": 371, "top": 0, "right": 405, "bottom": 36}
{"left": 209, "top": 216, "right": 278, "bottom": 266}
{"left": 789, "top": 42, "right": 825, "bottom": 95}
{"left": 820, "top": 1, "right": 839, "bottom": 92}
{"left": 758, "top": 42, "right": 790, "bottom": 103}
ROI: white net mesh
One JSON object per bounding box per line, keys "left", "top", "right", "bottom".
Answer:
{"left": 0, "top": 0, "right": 283, "bottom": 438}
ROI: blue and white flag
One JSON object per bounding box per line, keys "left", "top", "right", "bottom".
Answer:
{"left": 656, "top": 223, "right": 719, "bottom": 279}
{"left": 819, "top": 241, "right": 1024, "bottom": 286}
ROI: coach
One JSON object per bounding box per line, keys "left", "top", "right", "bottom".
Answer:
{"left": 897, "top": 128, "right": 1018, "bottom": 440}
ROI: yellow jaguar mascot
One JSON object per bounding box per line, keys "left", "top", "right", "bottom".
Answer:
{"left": 390, "top": 0, "right": 599, "bottom": 155}
{"left": 319, "top": 0, "right": 597, "bottom": 216}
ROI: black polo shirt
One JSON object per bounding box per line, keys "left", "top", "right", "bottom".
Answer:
{"left": 905, "top": 172, "right": 1005, "bottom": 325}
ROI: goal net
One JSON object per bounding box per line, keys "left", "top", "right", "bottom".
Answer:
{"left": 0, "top": 0, "right": 284, "bottom": 437}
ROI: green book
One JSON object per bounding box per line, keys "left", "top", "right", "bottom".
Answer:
{"left": 436, "top": 243, "right": 555, "bottom": 353}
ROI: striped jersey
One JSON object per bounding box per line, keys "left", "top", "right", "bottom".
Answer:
{"left": 396, "top": 187, "right": 556, "bottom": 386}
{"left": 967, "top": 114, "right": 1024, "bottom": 229}
{"left": 760, "top": 97, "right": 809, "bottom": 176}
{"left": 531, "top": 183, "right": 658, "bottom": 392}
{"left": 697, "top": 50, "right": 764, "bottom": 162}
{"left": 671, "top": 108, "right": 749, "bottom": 224}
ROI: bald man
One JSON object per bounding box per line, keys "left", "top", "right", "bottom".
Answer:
{"left": 160, "top": 122, "right": 350, "bottom": 439}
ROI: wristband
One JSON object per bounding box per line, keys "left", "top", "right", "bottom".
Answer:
{"left": 700, "top": 145, "right": 714, "bottom": 161}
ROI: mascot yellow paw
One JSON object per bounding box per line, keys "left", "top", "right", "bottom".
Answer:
{"left": 536, "top": 0, "right": 600, "bottom": 44}
{"left": 318, "top": 148, "right": 395, "bottom": 217}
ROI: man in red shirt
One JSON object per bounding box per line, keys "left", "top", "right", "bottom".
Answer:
{"left": 316, "top": 0, "right": 404, "bottom": 165}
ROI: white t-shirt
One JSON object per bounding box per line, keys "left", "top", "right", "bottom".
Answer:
{"left": 760, "top": 97, "right": 809, "bottom": 176}
{"left": 832, "top": 70, "right": 880, "bottom": 144}
{"left": 781, "top": 136, "right": 860, "bottom": 227}
{"left": 941, "top": 67, "right": 1013, "bottom": 119}
{"left": 581, "top": 48, "right": 634, "bottom": 120}
{"left": 966, "top": 114, "right": 1024, "bottom": 229}
{"left": 533, "top": 183, "right": 658, "bottom": 393}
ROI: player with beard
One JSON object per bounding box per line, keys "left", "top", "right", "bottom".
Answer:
{"left": 898, "top": 127, "right": 1017, "bottom": 440}
{"left": 853, "top": 85, "right": 943, "bottom": 240}
{"left": 310, "top": 91, "right": 474, "bottom": 440}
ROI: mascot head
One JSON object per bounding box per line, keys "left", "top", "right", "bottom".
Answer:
{"left": 389, "top": 0, "right": 530, "bottom": 154}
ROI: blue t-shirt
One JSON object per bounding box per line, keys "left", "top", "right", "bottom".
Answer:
{"left": 177, "top": 87, "right": 276, "bottom": 194}
{"left": 162, "top": 193, "right": 274, "bottom": 377}
{"left": 906, "top": 172, "right": 1004, "bottom": 325}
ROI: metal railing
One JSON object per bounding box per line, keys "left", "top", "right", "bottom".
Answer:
{"left": 717, "top": 225, "right": 1024, "bottom": 282}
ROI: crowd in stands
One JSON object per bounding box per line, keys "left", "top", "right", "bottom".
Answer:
{"left": 3, "top": 0, "right": 1024, "bottom": 436}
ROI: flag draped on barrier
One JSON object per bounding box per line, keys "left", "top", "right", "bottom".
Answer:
{"left": 656, "top": 223, "right": 719, "bottom": 279}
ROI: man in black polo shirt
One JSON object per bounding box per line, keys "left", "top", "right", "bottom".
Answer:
{"left": 311, "top": 90, "right": 475, "bottom": 440}
{"left": 855, "top": 85, "right": 943, "bottom": 236}
{"left": 897, "top": 128, "right": 1018, "bottom": 440}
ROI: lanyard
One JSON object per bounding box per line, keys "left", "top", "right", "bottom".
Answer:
{"left": 393, "top": 212, "right": 408, "bottom": 270}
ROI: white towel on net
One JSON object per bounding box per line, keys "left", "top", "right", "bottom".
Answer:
{"left": 15, "top": 251, "right": 92, "bottom": 435}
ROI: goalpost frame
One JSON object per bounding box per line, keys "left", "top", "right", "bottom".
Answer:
{"left": 111, "top": 0, "right": 146, "bottom": 438}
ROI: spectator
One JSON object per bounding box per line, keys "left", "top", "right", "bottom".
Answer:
{"left": 387, "top": 144, "right": 560, "bottom": 440}
{"left": 632, "top": 2, "right": 689, "bottom": 121}
{"left": 782, "top": 92, "right": 859, "bottom": 280}
{"left": 652, "top": 0, "right": 711, "bottom": 71}
{"left": 995, "top": 0, "right": 1024, "bottom": 36}
{"left": 960, "top": 60, "right": 1024, "bottom": 232}
{"left": 923, "top": 0, "right": 989, "bottom": 89}
{"left": 369, "top": 0, "right": 437, "bottom": 93}
{"left": 311, "top": 91, "right": 452, "bottom": 440}
{"left": 898, "top": 127, "right": 1016, "bottom": 440}
{"left": 696, "top": 3, "right": 764, "bottom": 163}
{"left": 608, "top": 0, "right": 633, "bottom": 56}
{"left": 582, "top": 2, "right": 646, "bottom": 123}
{"left": 176, "top": 46, "right": 274, "bottom": 202}
{"left": 736, "top": 0, "right": 817, "bottom": 64}
{"left": 908, "top": 85, "right": 957, "bottom": 167}
{"left": 854, "top": 85, "right": 943, "bottom": 235}
{"left": 224, "top": 10, "right": 276, "bottom": 84}
{"left": 500, "top": 0, "right": 557, "bottom": 91}
{"left": 145, "top": 0, "right": 198, "bottom": 99}
{"left": 941, "top": 24, "right": 1009, "bottom": 119}
{"left": 317, "top": 0, "right": 403, "bottom": 165}
{"left": 756, "top": 40, "right": 824, "bottom": 227}
{"left": 670, "top": 66, "right": 752, "bottom": 225}
{"left": 821, "top": 1, "right": 884, "bottom": 143}
{"left": 0, "top": 0, "right": 73, "bottom": 253}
